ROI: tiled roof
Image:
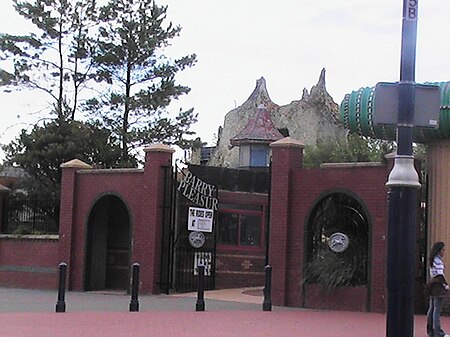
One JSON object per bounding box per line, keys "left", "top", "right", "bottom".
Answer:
{"left": 230, "top": 104, "right": 284, "bottom": 145}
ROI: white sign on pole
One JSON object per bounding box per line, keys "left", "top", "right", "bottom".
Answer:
{"left": 188, "top": 207, "right": 214, "bottom": 233}
{"left": 193, "top": 252, "right": 212, "bottom": 276}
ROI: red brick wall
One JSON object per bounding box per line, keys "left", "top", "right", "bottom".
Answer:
{"left": 138, "top": 149, "right": 173, "bottom": 293}
{"left": 269, "top": 142, "right": 304, "bottom": 305}
{"left": 59, "top": 147, "right": 173, "bottom": 293}
{"left": 288, "top": 167, "right": 389, "bottom": 312}
{"left": 63, "top": 169, "right": 145, "bottom": 291}
{"left": 216, "top": 251, "right": 265, "bottom": 288}
{"left": 0, "top": 141, "right": 401, "bottom": 311}
{"left": 0, "top": 236, "right": 59, "bottom": 289}
{"left": 269, "top": 140, "right": 390, "bottom": 312}
{"left": 59, "top": 165, "right": 80, "bottom": 289}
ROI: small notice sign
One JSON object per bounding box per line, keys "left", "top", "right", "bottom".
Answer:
{"left": 193, "top": 252, "right": 212, "bottom": 276}
{"left": 188, "top": 207, "right": 214, "bottom": 233}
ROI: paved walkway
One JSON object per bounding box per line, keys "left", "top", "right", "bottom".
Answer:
{"left": 0, "top": 287, "right": 446, "bottom": 337}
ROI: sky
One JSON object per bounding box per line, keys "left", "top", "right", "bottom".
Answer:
{"left": 0, "top": 0, "right": 449, "bottom": 161}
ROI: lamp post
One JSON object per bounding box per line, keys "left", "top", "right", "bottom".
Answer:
{"left": 386, "top": 1, "right": 420, "bottom": 337}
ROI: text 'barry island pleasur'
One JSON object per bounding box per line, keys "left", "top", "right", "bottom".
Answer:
{"left": 178, "top": 171, "right": 218, "bottom": 211}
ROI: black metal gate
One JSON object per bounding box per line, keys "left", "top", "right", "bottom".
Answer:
{"left": 159, "top": 164, "right": 217, "bottom": 293}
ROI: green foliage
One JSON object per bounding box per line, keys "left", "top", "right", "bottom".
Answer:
{"left": 84, "top": 0, "right": 198, "bottom": 160}
{"left": 2, "top": 0, "right": 199, "bottom": 174}
{"left": 414, "top": 143, "right": 427, "bottom": 159}
{"left": 303, "top": 134, "right": 395, "bottom": 168}
{"left": 2, "top": 120, "right": 125, "bottom": 199}
{"left": 0, "top": 0, "right": 97, "bottom": 120}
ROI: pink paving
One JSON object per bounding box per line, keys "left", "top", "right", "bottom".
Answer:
{"left": 0, "top": 310, "right": 443, "bottom": 337}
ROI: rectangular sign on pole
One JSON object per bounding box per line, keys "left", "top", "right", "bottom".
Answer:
{"left": 187, "top": 207, "right": 214, "bottom": 233}
{"left": 373, "top": 82, "right": 440, "bottom": 128}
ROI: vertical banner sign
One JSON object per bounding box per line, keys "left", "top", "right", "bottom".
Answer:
{"left": 405, "top": 0, "right": 417, "bottom": 21}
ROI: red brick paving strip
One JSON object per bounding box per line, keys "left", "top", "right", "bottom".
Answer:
{"left": 0, "top": 310, "right": 439, "bottom": 337}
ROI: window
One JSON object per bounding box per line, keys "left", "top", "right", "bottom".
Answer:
{"left": 239, "top": 214, "right": 261, "bottom": 246}
{"left": 218, "top": 213, "right": 238, "bottom": 245}
{"left": 250, "top": 145, "right": 268, "bottom": 167}
{"left": 218, "top": 209, "right": 263, "bottom": 247}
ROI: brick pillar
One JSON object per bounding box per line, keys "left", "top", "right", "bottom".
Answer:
{"left": 59, "top": 159, "right": 92, "bottom": 289}
{"left": 269, "top": 137, "right": 305, "bottom": 306}
{"left": 135, "top": 144, "right": 174, "bottom": 293}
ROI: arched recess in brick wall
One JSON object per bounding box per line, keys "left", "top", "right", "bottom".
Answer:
{"left": 85, "top": 194, "right": 131, "bottom": 291}
{"left": 304, "top": 191, "right": 370, "bottom": 290}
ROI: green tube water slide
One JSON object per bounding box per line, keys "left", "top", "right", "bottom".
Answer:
{"left": 340, "top": 82, "right": 450, "bottom": 143}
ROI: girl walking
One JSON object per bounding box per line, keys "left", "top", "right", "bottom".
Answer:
{"left": 427, "top": 241, "right": 449, "bottom": 337}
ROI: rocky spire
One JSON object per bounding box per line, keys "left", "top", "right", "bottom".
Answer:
{"left": 240, "top": 77, "right": 278, "bottom": 109}
{"left": 207, "top": 70, "right": 346, "bottom": 168}
{"left": 317, "top": 68, "right": 326, "bottom": 89}
{"left": 309, "top": 68, "right": 328, "bottom": 98}
{"left": 303, "top": 68, "right": 340, "bottom": 123}
{"left": 302, "top": 88, "right": 310, "bottom": 100}
{"left": 303, "top": 68, "right": 336, "bottom": 109}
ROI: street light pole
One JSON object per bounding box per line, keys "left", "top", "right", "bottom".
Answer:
{"left": 386, "top": 1, "right": 420, "bottom": 337}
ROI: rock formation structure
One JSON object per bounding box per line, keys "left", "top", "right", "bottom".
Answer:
{"left": 206, "top": 69, "right": 347, "bottom": 168}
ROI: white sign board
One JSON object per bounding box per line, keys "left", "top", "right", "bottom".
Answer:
{"left": 188, "top": 207, "right": 214, "bottom": 233}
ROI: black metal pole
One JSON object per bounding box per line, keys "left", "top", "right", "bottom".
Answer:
{"left": 386, "top": 1, "right": 420, "bottom": 337}
{"left": 265, "top": 160, "right": 272, "bottom": 266}
{"left": 263, "top": 265, "right": 272, "bottom": 311}
{"left": 129, "top": 263, "right": 140, "bottom": 312}
{"left": 195, "top": 265, "right": 205, "bottom": 311}
{"left": 55, "top": 262, "right": 67, "bottom": 313}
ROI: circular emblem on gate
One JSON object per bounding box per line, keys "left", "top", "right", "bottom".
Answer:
{"left": 328, "top": 232, "right": 350, "bottom": 253}
{"left": 188, "top": 231, "right": 205, "bottom": 249}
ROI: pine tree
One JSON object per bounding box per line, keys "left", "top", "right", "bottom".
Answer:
{"left": 0, "top": 0, "right": 97, "bottom": 121}
{"left": 84, "top": 0, "right": 197, "bottom": 162}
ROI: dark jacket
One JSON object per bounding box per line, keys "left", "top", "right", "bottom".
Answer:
{"left": 425, "top": 275, "right": 448, "bottom": 297}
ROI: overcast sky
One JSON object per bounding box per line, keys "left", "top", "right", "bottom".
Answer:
{"left": 1, "top": 0, "right": 449, "bottom": 160}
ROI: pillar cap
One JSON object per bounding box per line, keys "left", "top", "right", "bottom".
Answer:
{"left": 143, "top": 144, "right": 175, "bottom": 154}
{"left": 60, "top": 159, "right": 92, "bottom": 169}
{"left": 270, "top": 137, "right": 305, "bottom": 149}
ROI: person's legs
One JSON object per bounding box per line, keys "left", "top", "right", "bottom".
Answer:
{"left": 433, "top": 296, "right": 446, "bottom": 337}
{"left": 428, "top": 297, "right": 436, "bottom": 336}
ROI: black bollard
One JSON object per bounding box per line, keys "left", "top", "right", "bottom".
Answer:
{"left": 263, "top": 265, "right": 272, "bottom": 311}
{"left": 195, "top": 265, "right": 205, "bottom": 311}
{"left": 55, "top": 262, "right": 67, "bottom": 313}
{"left": 129, "top": 263, "right": 140, "bottom": 312}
